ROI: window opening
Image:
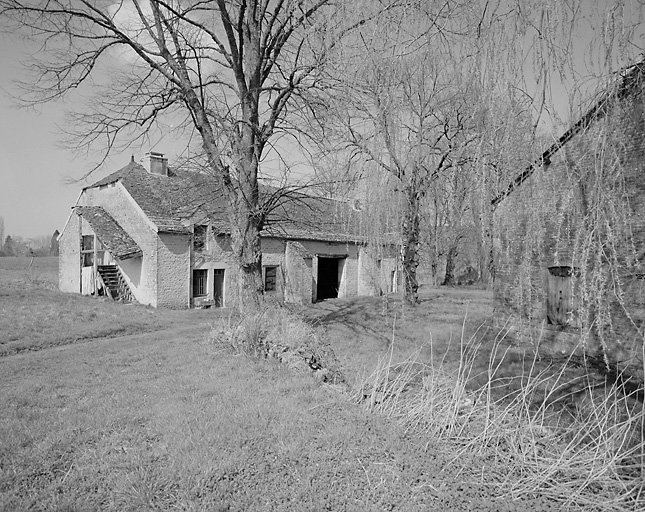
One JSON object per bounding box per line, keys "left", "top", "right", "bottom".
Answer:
{"left": 81, "top": 235, "right": 94, "bottom": 267}
{"left": 193, "top": 225, "right": 207, "bottom": 252}
{"left": 193, "top": 269, "right": 208, "bottom": 297}
{"left": 264, "top": 266, "right": 278, "bottom": 292}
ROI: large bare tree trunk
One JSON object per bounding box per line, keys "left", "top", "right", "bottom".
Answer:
{"left": 229, "top": 97, "right": 264, "bottom": 310}
{"left": 230, "top": 214, "right": 263, "bottom": 310}
{"left": 473, "top": 202, "right": 493, "bottom": 286}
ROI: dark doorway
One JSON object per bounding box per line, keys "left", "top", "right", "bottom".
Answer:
{"left": 317, "top": 257, "right": 341, "bottom": 301}
{"left": 213, "top": 269, "right": 225, "bottom": 307}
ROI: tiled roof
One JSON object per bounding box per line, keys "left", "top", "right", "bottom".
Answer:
{"left": 75, "top": 206, "right": 142, "bottom": 259}
{"left": 86, "top": 161, "right": 366, "bottom": 242}
{"left": 88, "top": 161, "right": 226, "bottom": 234}
{"left": 261, "top": 188, "right": 365, "bottom": 242}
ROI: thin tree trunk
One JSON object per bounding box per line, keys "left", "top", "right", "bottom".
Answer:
{"left": 471, "top": 192, "right": 489, "bottom": 285}
{"left": 402, "top": 187, "right": 421, "bottom": 305}
{"left": 442, "top": 244, "right": 458, "bottom": 286}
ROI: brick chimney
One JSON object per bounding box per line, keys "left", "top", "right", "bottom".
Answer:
{"left": 142, "top": 151, "right": 168, "bottom": 176}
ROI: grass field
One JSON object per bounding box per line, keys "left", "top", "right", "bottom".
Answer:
{"left": 300, "top": 287, "right": 493, "bottom": 386}
{"left": 0, "top": 257, "right": 643, "bottom": 510}
{"left": 0, "top": 257, "right": 215, "bottom": 357}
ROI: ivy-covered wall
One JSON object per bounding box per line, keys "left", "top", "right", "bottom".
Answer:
{"left": 493, "top": 70, "right": 645, "bottom": 371}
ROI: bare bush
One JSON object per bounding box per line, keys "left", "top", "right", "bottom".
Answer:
{"left": 209, "top": 307, "right": 345, "bottom": 384}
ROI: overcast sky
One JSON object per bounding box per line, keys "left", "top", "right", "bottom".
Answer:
{"left": 0, "top": 3, "right": 641, "bottom": 241}
{"left": 0, "top": 36, "right": 89, "bottom": 240}
{"left": 0, "top": 30, "right": 191, "bottom": 240}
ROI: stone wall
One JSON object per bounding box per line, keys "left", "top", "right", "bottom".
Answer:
{"left": 494, "top": 81, "right": 645, "bottom": 367}
{"left": 284, "top": 241, "right": 313, "bottom": 304}
{"left": 191, "top": 233, "right": 237, "bottom": 307}
{"left": 358, "top": 246, "right": 399, "bottom": 296}
{"left": 194, "top": 229, "right": 397, "bottom": 306}
{"left": 157, "top": 232, "right": 190, "bottom": 308}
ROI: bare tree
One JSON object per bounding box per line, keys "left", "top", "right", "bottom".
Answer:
{"left": 0, "top": 0, "right": 394, "bottom": 309}
{"left": 323, "top": 2, "right": 482, "bottom": 304}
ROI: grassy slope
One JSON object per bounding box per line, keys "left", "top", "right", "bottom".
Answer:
{"left": 0, "top": 257, "right": 215, "bottom": 356}
{"left": 0, "top": 258, "right": 556, "bottom": 510}
{"left": 300, "top": 288, "right": 494, "bottom": 387}
{"left": 0, "top": 324, "right": 552, "bottom": 511}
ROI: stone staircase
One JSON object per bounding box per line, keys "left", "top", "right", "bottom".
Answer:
{"left": 97, "top": 265, "right": 134, "bottom": 302}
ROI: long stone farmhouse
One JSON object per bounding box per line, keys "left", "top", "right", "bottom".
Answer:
{"left": 58, "top": 153, "right": 399, "bottom": 308}
{"left": 493, "top": 60, "right": 645, "bottom": 366}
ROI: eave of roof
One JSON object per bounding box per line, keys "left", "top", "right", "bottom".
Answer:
{"left": 83, "top": 158, "right": 399, "bottom": 245}
{"left": 260, "top": 227, "right": 368, "bottom": 244}
{"left": 75, "top": 206, "right": 142, "bottom": 259}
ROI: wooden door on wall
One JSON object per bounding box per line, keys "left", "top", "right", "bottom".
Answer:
{"left": 213, "top": 269, "right": 225, "bottom": 307}
{"left": 546, "top": 266, "right": 576, "bottom": 327}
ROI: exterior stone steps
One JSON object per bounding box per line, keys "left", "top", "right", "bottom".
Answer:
{"left": 97, "top": 265, "right": 134, "bottom": 302}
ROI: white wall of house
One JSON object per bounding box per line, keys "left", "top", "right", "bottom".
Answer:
{"left": 77, "top": 184, "right": 159, "bottom": 306}
{"left": 284, "top": 240, "right": 313, "bottom": 304}
{"left": 357, "top": 246, "right": 398, "bottom": 296}
{"left": 261, "top": 238, "right": 287, "bottom": 301}
{"left": 157, "top": 232, "right": 190, "bottom": 308}
{"left": 79, "top": 218, "right": 97, "bottom": 295}
{"left": 59, "top": 212, "right": 81, "bottom": 294}
{"left": 191, "top": 233, "right": 237, "bottom": 307}
{"left": 298, "top": 239, "right": 357, "bottom": 301}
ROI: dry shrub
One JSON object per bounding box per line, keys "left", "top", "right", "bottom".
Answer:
{"left": 209, "top": 310, "right": 269, "bottom": 358}
{"left": 353, "top": 325, "right": 645, "bottom": 510}
{"left": 209, "top": 307, "right": 345, "bottom": 383}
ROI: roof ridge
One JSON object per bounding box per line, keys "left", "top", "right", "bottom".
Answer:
{"left": 85, "top": 160, "right": 145, "bottom": 189}
{"left": 492, "top": 58, "right": 645, "bottom": 206}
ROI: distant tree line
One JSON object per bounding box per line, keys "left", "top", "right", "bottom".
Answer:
{"left": 0, "top": 221, "right": 59, "bottom": 257}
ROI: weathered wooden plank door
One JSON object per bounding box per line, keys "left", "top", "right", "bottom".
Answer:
{"left": 546, "top": 266, "right": 575, "bottom": 326}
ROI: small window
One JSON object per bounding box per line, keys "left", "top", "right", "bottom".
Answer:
{"left": 81, "top": 235, "right": 94, "bottom": 251}
{"left": 193, "top": 269, "right": 208, "bottom": 297}
{"left": 82, "top": 252, "right": 94, "bottom": 267}
{"left": 81, "top": 235, "right": 94, "bottom": 267}
{"left": 264, "top": 266, "right": 278, "bottom": 292}
{"left": 193, "top": 225, "right": 207, "bottom": 252}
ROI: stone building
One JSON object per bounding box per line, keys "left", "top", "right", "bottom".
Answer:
{"left": 58, "top": 153, "right": 399, "bottom": 308}
{"left": 493, "top": 61, "right": 645, "bottom": 366}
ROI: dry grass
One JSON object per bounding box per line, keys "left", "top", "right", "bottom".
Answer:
{"left": 299, "top": 286, "right": 493, "bottom": 388}
{"left": 353, "top": 324, "right": 645, "bottom": 511}
{"left": 208, "top": 306, "right": 345, "bottom": 383}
